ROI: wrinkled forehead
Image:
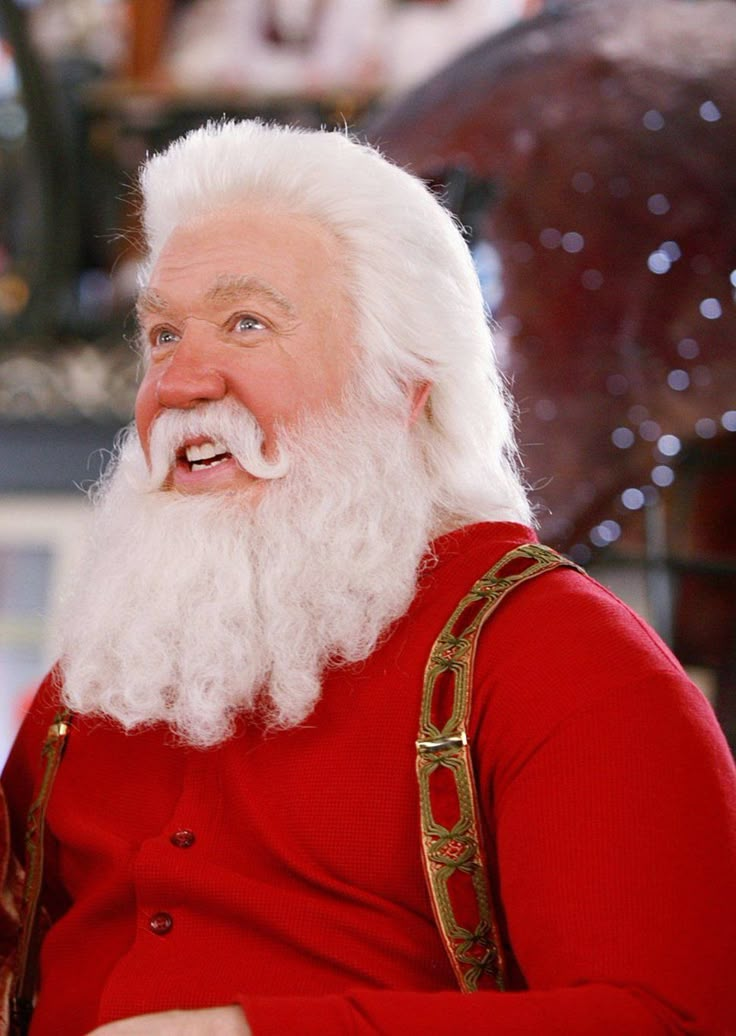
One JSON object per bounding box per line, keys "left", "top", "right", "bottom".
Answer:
{"left": 138, "top": 205, "right": 353, "bottom": 320}
{"left": 136, "top": 274, "right": 298, "bottom": 323}
{"left": 144, "top": 201, "right": 347, "bottom": 278}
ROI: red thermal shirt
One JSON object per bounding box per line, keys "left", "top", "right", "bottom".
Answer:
{"left": 3, "top": 522, "right": 736, "bottom": 1035}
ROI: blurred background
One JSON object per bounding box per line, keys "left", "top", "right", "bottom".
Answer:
{"left": 0, "top": 0, "right": 734, "bottom": 763}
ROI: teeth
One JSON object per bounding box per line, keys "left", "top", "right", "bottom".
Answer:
{"left": 185, "top": 440, "right": 227, "bottom": 463}
{"left": 191, "top": 457, "right": 227, "bottom": 471}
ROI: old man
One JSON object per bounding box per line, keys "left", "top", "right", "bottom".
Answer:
{"left": 2, "top": 120, "right": 735, "bottom": 1035}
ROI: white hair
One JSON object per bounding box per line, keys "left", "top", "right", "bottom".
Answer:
{"left": 59, "top": 396, "right": 438, "bottom": 746}
{"left": 139, "top": 118, "right": 532, "bottom": 528}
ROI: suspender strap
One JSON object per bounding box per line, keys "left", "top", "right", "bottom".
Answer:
{"left": 11, "top": 709, "right": 72, "bottom": 1036}
{"left": 416, "top": 543, "right": 584, "bottom": 993}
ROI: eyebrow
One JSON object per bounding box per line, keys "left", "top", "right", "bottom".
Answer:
{"left": 205, "top": 275, "right": 297, "bottom": 319}
{"left": 136, "top": 276, "right": 297, "bottom": 322}
{"left": 136, "top": 287, "right": 168, "bottom": 319}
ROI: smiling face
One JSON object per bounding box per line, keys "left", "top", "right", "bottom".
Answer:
{"left": 135, "top": 205, "right": 358, "bottom": 494}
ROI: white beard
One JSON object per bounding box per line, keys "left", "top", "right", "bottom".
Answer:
{"left": 57, "top": 397, "right": 437, "bottom": 747}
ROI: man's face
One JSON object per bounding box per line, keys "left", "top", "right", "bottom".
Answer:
{"left": 135, "top": 205, "right": 357, "bottom": 494}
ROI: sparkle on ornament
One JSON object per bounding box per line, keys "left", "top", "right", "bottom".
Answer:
{"left": 677, "top": 338, "right": 699, "bottom": 359}
{"left": 602, "top": 518, "right": 621, "bottom": 538}
{"left": 648, "top": 250, "right": 671, "bottom": 274}
{"left": 661, "top": 241, "right": 681, "bottom": 261}
{"left": 658, "top": 434, "right": 681, "bottom": 457}
{"left": 622, "top": 488, "right": 645, "bottom": 510}
{"left": 648, "top": 194, "right": 670, "bottom": 215}
{"left": 695, "top": 418, "right": 717, "bottom": 439}
{"left": 699, "top": 100, "right": 721, "bottom": 122}
{"left": 643, "top": 109, "right": 665, "bottom": 131}
{"left": 612, "top": 426, "right": 635, "bottom": 448}
{"left": 667, "top": 369, "right": 690, "bottom": 391}
{"left": 700, "top": 298, "right": 722, "bottom": 319}
{"left": 590, "top": 520, "right": 622, "bottom": 548}
{"left": 539, "top": 228, "right": 562, "bottom": 249}
{"left": 639, "top": 420, "right": 661, "bottom": 442}
{"left": 562, "top": 231, "right": 585, "bottom": 254}
{"left": 651, "top": 465, "right": 675, "bottom": 487}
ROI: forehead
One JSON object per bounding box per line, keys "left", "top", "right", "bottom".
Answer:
{"left": 143, "top": 205, "right": 345, "bottom": 307}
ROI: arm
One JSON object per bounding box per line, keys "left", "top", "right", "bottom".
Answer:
{"left": 238, "top": 577, "right": 736, "bottom": 1035}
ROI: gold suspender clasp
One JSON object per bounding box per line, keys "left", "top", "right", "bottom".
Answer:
{"left": 416, "top": 732, "right": 467, "bottom": 755}
{"left": 47, "top": 720, "right": 69, "bottom": 741}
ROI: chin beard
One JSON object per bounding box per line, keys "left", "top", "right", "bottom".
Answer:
{"left": 56, "top": 398, "right": 437, "bottom": 747}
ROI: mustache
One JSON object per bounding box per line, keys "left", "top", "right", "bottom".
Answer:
{"left": 146, "top": 400, "right": 290, "bottom": 490}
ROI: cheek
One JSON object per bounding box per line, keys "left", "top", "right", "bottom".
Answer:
{"left": 227, "top": 364, "right": 299, "bottom": 423}
{"left": 134, "top": 379, "right": 158, "bottom": 455}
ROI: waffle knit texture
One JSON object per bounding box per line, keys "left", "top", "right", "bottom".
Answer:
{"left": 3, "top": 522, "right": 735, "bottom": 1035}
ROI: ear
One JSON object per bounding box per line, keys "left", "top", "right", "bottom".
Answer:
{"left": 408, "top": 380, "right": 432, "bottom": 425}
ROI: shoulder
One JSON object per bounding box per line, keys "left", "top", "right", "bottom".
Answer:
{"left": 488, "top": 560, "right": 683, "bottom": 680}
{"left": 464, "top": 554, "right": 730, "bottom": 791}
{"left": 481, "top": 560, "right": 685, "bottom": 690}
{"left": 426, "top": 522, "right": 681, "bottom": 683}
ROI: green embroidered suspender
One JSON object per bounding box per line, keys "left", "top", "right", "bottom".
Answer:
{"left": 11, "top": 709, "right": 72, "bottom": 1036}
{"left": 416, "top": 543, "right": 584, "bottom": 993}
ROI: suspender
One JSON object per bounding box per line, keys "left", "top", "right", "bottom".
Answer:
{"left": 10, "top": 710, "right": 72, "bottom": 1036}
{"left": 416, "top": 543, "right": 584, "bottom": 992}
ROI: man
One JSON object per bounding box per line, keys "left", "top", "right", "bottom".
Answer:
{"left": 2, "top": 120, "right": 735, "bottom": 1035}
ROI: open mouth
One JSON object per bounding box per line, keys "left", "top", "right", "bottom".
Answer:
{"left": 178, "top": 439, "right": 234, "bottom": 472}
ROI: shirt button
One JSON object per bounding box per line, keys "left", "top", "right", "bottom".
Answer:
{"left": 170, "top": 829, "right": 196, "bottom": 848}
{"left": 149, "top": 912, "right": 173, "bottom": 936}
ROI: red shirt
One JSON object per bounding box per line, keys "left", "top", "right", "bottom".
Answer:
{"left": 3, "top": 523, "right": 735, "bottom": 1035}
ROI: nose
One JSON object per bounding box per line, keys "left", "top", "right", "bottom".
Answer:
{"left": 155, "top": 324, "right": 227, "bottom": 410}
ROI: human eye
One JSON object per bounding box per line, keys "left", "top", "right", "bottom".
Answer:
{"left": 149, "top": 325, "right": 180, "bottom": 351}
{"left": 232, "top": 313, "right": 267, "bottom": 333}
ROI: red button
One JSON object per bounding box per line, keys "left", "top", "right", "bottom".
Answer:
{"left": 170, "top": 829, "right": 196, "bottom": 848}
{"left": 149, "top": 912, "right": 173, "bottom": 935}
